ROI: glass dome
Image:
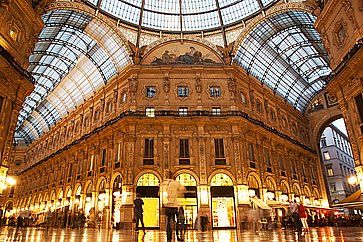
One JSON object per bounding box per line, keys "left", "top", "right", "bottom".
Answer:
{"left": 85, "top": 0, "right": 278, "bottom": 32}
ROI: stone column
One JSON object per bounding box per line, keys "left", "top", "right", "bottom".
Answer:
{"left": 119, "top": 185, "right": 134, "bottom": 230}
{"left": 236, "top": 184, "right": 250, "bottom": 231}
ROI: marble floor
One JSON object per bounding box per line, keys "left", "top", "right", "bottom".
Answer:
{"left": 1, "top": 227, "right": 362, "bottom": 242}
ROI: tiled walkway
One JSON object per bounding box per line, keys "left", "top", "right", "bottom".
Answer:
{"left": 1, "top": 227, "right": 363, "bottom": 242}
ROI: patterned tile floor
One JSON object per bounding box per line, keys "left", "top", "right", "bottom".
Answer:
{"left": 1, "top": 227, "right": 362, "bottom": 242}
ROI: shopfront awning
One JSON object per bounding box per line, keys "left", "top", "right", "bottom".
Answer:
{"left": 332, "top": 190, "right": 363, "bottom": 208}
{"left": 251, "top": 197, "right": 272, "bottom": 210}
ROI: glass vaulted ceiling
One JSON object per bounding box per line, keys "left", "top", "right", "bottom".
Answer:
{"left": 235, "top": 11, "right": 331, "bottom": 112}
{"left": 85, "top": 0, "right": 278, "bottom": 32}
{"left": 15, "top": 10, "right": 131, "bottom": 143}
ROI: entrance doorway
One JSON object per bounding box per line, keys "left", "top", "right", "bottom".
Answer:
{"left": 210, "top": 173, "right": 236, "bottom": 228}
{"left": 176, "top": 173, "right": 198, "bottom": 229}
{"left": 136, "top": 173, "right": 160, "bottom": 228}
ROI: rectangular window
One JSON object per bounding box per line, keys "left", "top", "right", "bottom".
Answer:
{"left": 179, "top": 139, "right": 190, "bottom": 165}
{"left": 355, "top": 94, "right": 363, "bottom": 123}
{"left": 177, "top": 86, "right": 189, "bottom": 97}
{"left": 68, "top": 163, "right": 73, "bottom": 178}
{"left": 320, "top": 138, "right": 327, "bottom": 147}
{"left": 0, "top": 96, "right": 3, "bottom": 114}
{"left": 99, "top": 149, "right": 106, "bottom": 173}
{"left": 115, "top": 142, "right": 121, "bottom": 168}
{"left": 88, "top": 154, "right": 94, "bottom": 177}
{"left": 248, "top": 143, "right": 254, "bottom": 161}
{"left": 143, "top": 138, "right": 154, "bottom": 165}
{"left": 240, "top": 92, "right": 246, "bottom": 104}
{"left": 209, "top": 86, "right": 221, "bottom": 97}
{"left": 327, "top": 167, "right": 334, "bottom": 176}
{"left": 146, "top": 86, "right": 156, "bottom": 98}
{"left": 330, "top": 184, "right": 336, "bottom": 192}
{"left": 265, "top": 149, "right": 272, "bottom": 172}
{"left": 178, "top": 107, "right": 188, "bottom": 116}
{"left": 323, "top": 151, "right": 331, "bottom": 160}
{"left": 214, "top": 139, "right": 226, "bottom": 165}
{"left": 145, "top": 107, "right": 155, "bottom": 117}
{"left": 212, "top": 107, "right": 221, "bottom": 116}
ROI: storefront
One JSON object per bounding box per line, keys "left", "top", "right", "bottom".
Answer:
{"left": 136, "top": 173, "right": 160, "bottom": 228}
{"left": 176, "top": 173, "right": 198, "bottom": 229}
{"left": 74, "top": 185, "right": 82, "bottom": 211}
{"left": 112, "top": 175, "right": 122, "bottom": 229}
{"left": 84, "top": 183, "right": 93, "bottom": 216}
{"left": 210, "top": 173, "right": 236, "bottom": 228}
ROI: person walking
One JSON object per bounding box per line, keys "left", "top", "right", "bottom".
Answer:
{"left": 298, "top": 202, "right": 309, "bottom": 234}
{"left": 289, "top": 200, "right": 302, "bottom": 234}
{"left": 176, "top": 207, "right": 185, "bottom": 241}
{"left": 134, "top": 193, "right": 145, "bottom": 233}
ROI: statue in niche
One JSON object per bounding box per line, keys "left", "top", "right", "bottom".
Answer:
{"left": 195, "top": 76, "right": 202, "bottom": 93}
{"left": 163, "top": 75, "right": 170, "bottom": 93}
{"left": 227, "top": 78, "right": 236, "bottom": 93}
{"left": 249, "top": 90, "right": 255, "bottom": 105}
{"left": 129, "top": 76, "right": 138, "bottom": 102}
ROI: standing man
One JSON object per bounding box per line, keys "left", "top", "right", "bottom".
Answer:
{"left": 134, "top": 193, "right": 145, "bottom": 232}
{"left": 289, "top": 200, "right": 302, "bottom": 234}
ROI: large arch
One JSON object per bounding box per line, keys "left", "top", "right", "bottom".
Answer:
{"left": 208, "top": 170, "right": 236, "bottom": 186}
{"left": 134, "top": 170, "right": 162, "bottom": 186}
{"left": 15, "top": 6, "right": 133, "bottom": 144}
{"left": 173, "top": 169, "right": 200, "bottom": 186}
{"left": 234, "top": 9, "right": 331, "bottom": 112}
{"left": 233, "top": 2, "right": 316, "bottom": 53}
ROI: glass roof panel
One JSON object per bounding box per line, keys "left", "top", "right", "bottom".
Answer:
{"left": 15, "top": 9, "right": 131, "bottom": 144}
{"left": 85, "top": 0, "right": 278, "bottom": 32}
{"left": 234, "top": 11, "right": 331, "bottom": 112}
{"left": 142, "top": 10, "right": 180, "bottom": 31}
{"left": 221, "top": 0, "right": 260, "bottom": 25}
{"left": 144, "top": 0, "right": 180, "bottom": 14}
{"left": 182, "top": 0, "right": 216, "bottom": 14}
{"left": 183, "top": 11, "right": 220, "bottom": 31}
{"left": 100, "top": 0, "right": 141, "bottom": 25}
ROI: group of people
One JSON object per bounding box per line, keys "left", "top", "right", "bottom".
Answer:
{"left": 288, "top": 200, "right": 309, "bottom": 235}
{"left": 6, "top": 210, "right": 87, "bottom": 229}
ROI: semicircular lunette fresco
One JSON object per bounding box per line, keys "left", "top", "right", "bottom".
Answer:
{"left": 142, "top": 41, "right": 224, "bottom": 66}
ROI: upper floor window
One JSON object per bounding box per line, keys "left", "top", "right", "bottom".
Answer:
{"left": 278, "top": 157, "right": 286, "bottom": 176}
{"left": 121, "top": 92, "right": 127, "bottom": 103}
{"left": 209, "top": 86, "right": 221, "bottom": 98}
{"left": 214, "top": 139, "right": 226, "bottom": 165}
{"left": 144, "top": 138, "right": 154, "bottom": 165}
{"left": 106, "top": 101, "right": 113, "bottom": 113}
{"left": 0, "top": 96, "right": 3, "bottom": 113}
{"left": 179, "top": 107, "right": 188, "bottom": 116}
{"left": 326, "top": 166, "right": 334, "bottom": 176}
{"left": 321, "top": 138, "right": 327, "bottom": 147}
{"left": 264, "top": 149, "right": 272, "bottom": 172}
{"left": 323, "top": 151, "right": 331, "bottom": 160}
{"left": 178, "top": 86, "right": 189, "bottom": 97}
{"left": 179, "top": 139, "right": 190, "bottom": 165}
{"left": 114, "top": 142, "right": 122, "bottom": 168}
{"left": 212, "top": 107, "right": 221, "bottom": 116}
{"left": 240, "top": 92, "right": 246, "bottom": 105}
{"left": 88, "top": 154, "right": 94, "bottom": 177}
{"left": 256, "top": 100, "right": 263, "bottom": 113}
{"left": 146, "top": 86, "right": 156, "bottom": 98}
{"left": 146, "top": 107, "right": 155, "bottom": 117}
{"left": 100, "top": 149, "right": 106, "bottom": 173}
